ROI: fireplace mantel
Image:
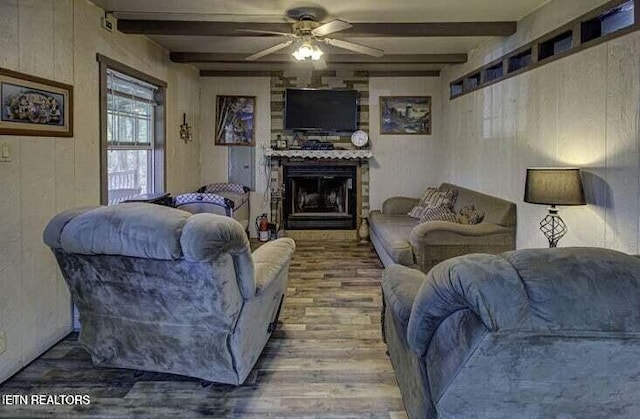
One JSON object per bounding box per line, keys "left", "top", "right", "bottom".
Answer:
{"left": 265, "top": 149, "right": 373, "bottom": 160}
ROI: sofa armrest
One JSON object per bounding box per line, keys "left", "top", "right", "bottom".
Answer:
{"left": 407, "top": 254, "right": 527, "bottom": 356}
{"left": 252, "top": 238, "right": 296, "bottom": 297}
{"left": 382, "top": 197, "right": 419, "bottom": 215}
{"left": 410, "top": 221, "right": 513, "bottom": 247}
{"left": 382, "top": 264, "right": 427, "bottom": 326}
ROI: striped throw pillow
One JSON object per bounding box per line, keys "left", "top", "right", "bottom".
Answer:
{"left": 421, "top": 188, "right": 457, "bottom": 208}
{"left": 420, "top": 205, "right": 458, "bottom": 223}
{"left": 408, "top": 188, "right": 458, "bottom": 219}
{"left": 408, "top": 205, "right": 426, "bottom": 219}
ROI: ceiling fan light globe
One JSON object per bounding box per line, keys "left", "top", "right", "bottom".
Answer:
{"left": 311, "top": 46, "right": 323, "bottom": 60}
{"left": 292, "top": 42, "right": 323, "bottom": 61}
{"left": 292, "top": 49, "right": 306, "bottom": 60}
{"left": 299, "top": 43, "right": 313, "bottom": 55}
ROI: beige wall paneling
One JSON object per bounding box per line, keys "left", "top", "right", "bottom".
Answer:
{"left": 199, "top": 77, "right": 272, "bottom": 237}
{"left": 0, "top": 0, "right": 21, "bottom": 383}
{"left": 18, "top": 0, "right": 54, "bottom": 79}
{"left": 603, "top": 34, "right": 640, "bottom": 251}
{"left": 0, "top": 135, "right": 23, "bottom": 382}
{"left": 0, "top": 0, "right": 201, "bottom": 384}
{"left": 166, "top": 68, "right": 202, "bottom": 194}
{"left": 442, "top": 0, "right": 640, "bottom": 252}
{"left": 0, "top": 0, "right": 19, "bottom": 70}
{"left": 556, "top": 46, "right": 607, "bottom": 247}
{"left": 368, "top": 77, "right": 444, "bottom": 211}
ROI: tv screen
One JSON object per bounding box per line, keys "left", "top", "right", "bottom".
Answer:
{"left": 284, "top": 89, "right": 358, "bottom": 132}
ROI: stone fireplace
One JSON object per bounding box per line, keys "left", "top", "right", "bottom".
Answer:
{"left": 284, "top": 163, "right": 356, "bottom": 230}
{"left": 267, "top": 69, "right": 371, "bottom": 237}
{"left": 267, "top": 149, "right": 372, "bottom": 236}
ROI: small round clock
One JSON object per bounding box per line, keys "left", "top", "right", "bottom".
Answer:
{"left": 351, "top": 130, "right": 369, "bottom": 148}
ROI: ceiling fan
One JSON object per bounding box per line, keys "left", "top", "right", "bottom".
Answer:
{"left": 238, "top": 7, "right": 384, "bottom": 70}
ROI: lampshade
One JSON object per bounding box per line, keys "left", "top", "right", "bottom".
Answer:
{"left": 524, "top": 167, "right": 586, "bottom": 206}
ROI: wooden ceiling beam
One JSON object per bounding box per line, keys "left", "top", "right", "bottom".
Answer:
{"left": 118, "top": 20, "right": 516, "bottom": 37}
{"left": 200, "top": 70, "right": 441, "bottom": 77}
{"left": 170, "top": 52, "right": 467, "bottom": 64}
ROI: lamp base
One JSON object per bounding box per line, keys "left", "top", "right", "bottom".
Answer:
{"left": 540, "top": 206, "right": 567, "bottom": 248}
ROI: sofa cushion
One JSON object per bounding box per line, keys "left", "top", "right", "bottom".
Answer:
{"left": 369, "top": 212, "right": 419, "bottom": 265}
{"left": 502, "top": 247, "right": 640, "bottom": 332}
{"left": 456, "top": 205, "right": 485, "bottom": 225}
{"left": 60, "top": 203, "right": 190, "bottom": 260}
{"left": 441, "top": 183, "right": 515, "bottom": 227}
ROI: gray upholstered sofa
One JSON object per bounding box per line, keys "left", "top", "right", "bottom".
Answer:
{"left": 43, "top": 203, "right": 295, "bottom": 385}
{"left": 369, "top": 183, "right": 516, "bottom": 273}
{"left": 382, "top": 247, "right": 640, "bottom": 418}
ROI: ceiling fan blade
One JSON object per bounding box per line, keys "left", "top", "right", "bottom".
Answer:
{"left": 246, "top": 40, "right": 294, "bottom": 61}
{"left": 236, "top": 29, "right": 294, "bottom": 37}
{"left": 311, "top": 19, "right": 352, "bottom": 37}
{"left": 323, "top": 38, "right": 384, "bottom": 57}
{"left": 312, "top": 57, "right": 328, "bottom": 70}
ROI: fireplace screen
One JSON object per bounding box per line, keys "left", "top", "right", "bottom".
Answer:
{"left": 284, "top": 164, "right": 356, "bottom": 230}
{"left": 292, "top": 178, "right": 350, "bottom": 215}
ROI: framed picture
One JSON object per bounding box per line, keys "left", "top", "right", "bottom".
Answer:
{"left": 215, "top": 95, "right": 256, "bottom": 146}
{"left": 380, "top": 96, "right": 431, "bottom": 135}
{"left": 0, "top": 68, "right": 73, "bottom": 137}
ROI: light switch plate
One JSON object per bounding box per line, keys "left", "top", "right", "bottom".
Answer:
{"left": 0, "top": 142, "right": 12, "bottom": 162}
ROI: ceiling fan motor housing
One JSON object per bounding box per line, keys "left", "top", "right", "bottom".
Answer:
{"left": 293, "top": 20, "right": 321, "bottom": 36}
{"left": 286, "top": 6, "right": 328, "bottom": 22}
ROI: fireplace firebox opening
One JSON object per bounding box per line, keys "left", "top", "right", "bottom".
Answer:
{"left": 284, "top": 164, "right": 357, "bottom": 230}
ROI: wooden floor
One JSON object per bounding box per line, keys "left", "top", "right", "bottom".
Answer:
{"left": 0, "top": 240, "right": 406, "bottom": 418}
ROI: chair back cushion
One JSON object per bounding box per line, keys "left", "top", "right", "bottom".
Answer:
{"left": 45, "top": 204, "right": 256, "bottom": 296}
{"left": 407, "top": 247, "right": 640, "bottom": 356}
{"left": 56, "top": 204, "right": 190, "bottom": 260}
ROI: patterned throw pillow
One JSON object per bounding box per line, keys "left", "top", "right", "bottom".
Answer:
{"left": 419, "top": 188, "right": 457, "bottom": 208}
{"left": 456, "top": 205, "right": 485, "bottom": 225}
{"left": 408, "top": 188, "right": 458, "bottom": 219}
{"left": 420, "top": 205, "right": 458, "bottom": 223}
{"left": 408, "top": 205, "right": 426, "bottom": 219}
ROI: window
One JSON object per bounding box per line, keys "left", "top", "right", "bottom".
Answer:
{"left": 484, "top": 62, "right": 504, "bottom": 83}
{"left": 98, "top": 55, "right": 166, "bottom": 205}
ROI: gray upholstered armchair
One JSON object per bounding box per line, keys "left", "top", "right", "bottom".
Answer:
{"left": 43, "top": 203, "right": 295, "bottom": 385}
{"left": 382, "top": 247, "right": 640, "bottom": 418}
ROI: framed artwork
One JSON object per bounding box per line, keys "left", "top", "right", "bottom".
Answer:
{"left": 215, "top": 95, "right": 256, "bottom": 146}
{"left": 380, "top": 96, "right": 431, "bottom": 135}
{"left": 0, "top": 68, "right": 73, "bottom": 137}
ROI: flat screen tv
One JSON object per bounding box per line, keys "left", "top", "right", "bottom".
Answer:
{"left": 284, "top": 88, "right": 358, "bottom": 132}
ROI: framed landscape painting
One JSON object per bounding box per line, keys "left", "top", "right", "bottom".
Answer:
{"left": 0, "top": 68, "right": 73, "bottom": 137}
{"left": 215, "top": 95, "right": 256, "bottom": 146}
{"left": 380, "top": 96, "right": 431, "bottom": 135}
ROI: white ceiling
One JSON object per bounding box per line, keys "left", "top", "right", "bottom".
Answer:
{"left": 90, "top": 0, "right": 551, "bottom": 73}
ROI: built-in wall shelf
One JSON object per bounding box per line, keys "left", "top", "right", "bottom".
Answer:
{"left": 450, "top": 0, "right": 638, "bottom": 99}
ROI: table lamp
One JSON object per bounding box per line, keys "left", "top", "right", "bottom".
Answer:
{"left": 524, "top": 167, "right": 586, "bottom": 247}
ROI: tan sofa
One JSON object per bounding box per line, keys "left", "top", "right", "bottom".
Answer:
{"left": 368, "top": 183, "right": 516, "bottom": 273}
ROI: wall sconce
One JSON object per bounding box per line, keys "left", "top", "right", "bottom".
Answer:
{"left": 524, "top": 167, "right": 586, "bottom": 247}
{"left": 180, "top": 113, "right": 193, "bottom": 143}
